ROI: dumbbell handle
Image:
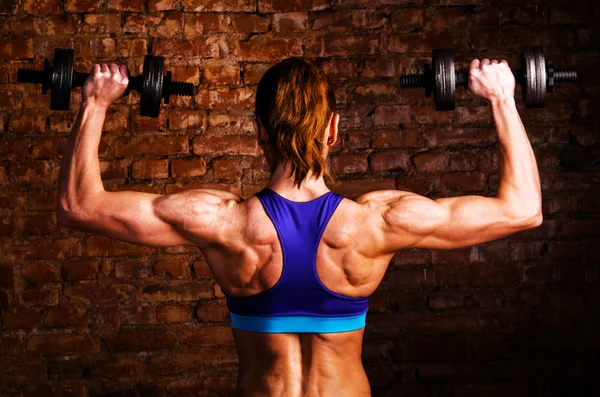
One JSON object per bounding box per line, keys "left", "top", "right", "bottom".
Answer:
{"left": 401, "top": 67, "right": 578, "bottom": 90}
{"left": 18, "top": 67, "right": 193, "bottom": 98}
{"left": 454, "top": 68, "right": 578, "bottom": 88}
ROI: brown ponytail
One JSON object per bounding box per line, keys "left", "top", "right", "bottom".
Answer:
{"left": 255, "top": 57, "right": 336, "bottom": 188}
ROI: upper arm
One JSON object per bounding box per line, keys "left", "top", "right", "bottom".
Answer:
{"left": 357, "top": 190, "right": 542, "bottom": 252}
{"left": 59, "top": 189, "right": 243, "bottom": 248}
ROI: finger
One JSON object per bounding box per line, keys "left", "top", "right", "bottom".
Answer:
{"left": 480, "top": 58, "right": 490, "bottom": 66}
{"left": 92, "top": 64, "right": 101, "bottom": 74}
{"left": 119, "top": 65, "right": 129, "bottom": 78}
{"left": 100, "top": 63, "right": 110, "bottom": 73}
{"left": 109, "top": 63, "right": 120, "bottom": 75}
{"left": 469, "top": 58, "right": 480, "bottom": 71}
{"left": 491, "top": 59, "right": 499, "bottom": 64}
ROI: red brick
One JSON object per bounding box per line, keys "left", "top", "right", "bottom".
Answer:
{"left": 124, "top": 14, "right": 163, "bottom": 35}
{"left": 43, "top": 307, "right": 82, "bottom": 327}
{"left": 120, "top": 305, "right": 157, "bottom": 325}
{"left": 3, "top": 310, "right": 42, "bottom": 329}
{"left": 373, "top": 105, "right": 411, "bottom": 126}
{"left": 232, "top": 14, "right": 270, "bottom": 33}
{"left": 0, "top": 38, "right": 33, "bottom": 59}
{"left": 409, "top": 336, "right": 468, "bottom": 361}
{"left": 372, "top": 128, "right": 418, "bottom": 149}
{"left": 132, "top": 159, "right": 169, "bottom": 179}
{"left": 86, "top": 306, "right": 119, "bottom": 327}
{"left": 77, "top": 38, "right": 116, "bottom": 59}
{"left": 151, "top": 12, "right": 184, "bottom": 39}
{"left": 85, "top": 235, "right": 155, "bottom": 257}
{"left": 6, "top": 239, "right": 80, "bottom": 260}
{"left": 0, "top": 336, "right": 22, "bottom": 356}
{"left": 342, "top": 130, "right": 371, "bottom": 150}
{"left": 21, "top": 262, "right": 60, "bottom": 285}
{"left": 413, "top": 152, "right": 450, "bottom": 172}
{"left": 333, "top": 178, "right": 396, "bottom": 200}
{"left": 64, "top": 283, "right": 136, "bottom": 306}
{"left": 307, "top": 33, "right": 378, "bottom": 57}
{"left": 213, "top": 158, "right": 247, "bottom": 179}
{"left": 236, "top": 35, "right": 303, "bottom": 61}
{"left": 154, "top": 258, "right": 191, "bottom": 279}
{"left": 181, "top": 325, "right": 234, "bottom": 346}
{"left": 90, "top": 355, "right": 138, "bottom": 378}
{"left": 9, "top": 108, "right": 47, "bottom": 132}
{"left": 147, "top": 0, "right": 176, "bottom": 10}
{"left": 62, "top": 259, "right": 99, "bottom": 281}
{"left": 153, "top": 38, "right": 225, "bottom": 59}
{"left": 64, "top": 0, "right": 103, "bottom": 12}
{"left": 27, "top": 333, "right": 100, "bottom": 356}
{"left": 98, "top": 159, "right": 127, "bottom": 180}
{"left": 426, "top": 126, "right": 497, "bottom": 147}
{"left": 391, "top": 8, "right": 425, "bottom": 29}
{"left": 115, "top": 258, "right": 149, "bottom": 280}
{"left": 370, "top": 152, "right": 411, "bottom": 173}
{"left": 331, "top": 154, "right": 368, "bottom": 174}
{"left": 353, "top": 83, "right": 397, "bottom": 104}
{"left": 184, "top": 13, "right": 229, "bottom": 39}
{"left": 195, "top": 87, "right": 254, "bottom": 109}
{"left": 170, "top": 157, "right": 206, "bottom": 178}
{"left": 0, "top": 361, "right": 47, "bottom": 383}
{"left": 115, "top": 136, "right": 189, "bottom": 157}
{"left": 157, "top": 304, "right": 193, "bottom": 323}
{"left": 417, "top": 312, "right": 493, "bottom": 335}
{"left": 116, "top": 38, "right": 147, "bottom": 58}
{"left": 428, "top": 290, "right": 469, "bottom": 310}
{"left": 193, "top": 260, "right": 212, "bottom": 278}
{"left": 29, "top": 137, "right": 66, "bottom": 160}
{"left": 561, "top": 219, "right": 600, "bottom": 238}
{"left": 21, "top": 213, "right": 55, "bottom": 236}
{"left": 273, "top": 12, "right": 308, "bottom": 33}
{"left": 170, "top": 109, "right": 204, "bottom": 130}
{"left": 195, "top": 300, "right": 230, "bottom": 322}
{"left": 441, "top": 172, "right": 487, "bottom": 192}
{"left": 259, "top": 0, "right": 331, "bottom": 12}
{"left": 102, "top": 328, "right": 178, "bottom": 352}
{"left": 202, "top": 57, "right": 241, "bottom": 85}
{"left": 183, "top": 0, "right": 255, "bottom": 12}
{"left": 193, "top": 135, "right": 260, "bottom": 156}
{"left": 510, "top": 241, "right": 545, "bottom": 262}
{"left": 139, "top": 281, "right": 213, "bottom": 301}
{"left": 414, "top": 105, "right": 453, "bottom": 125}
{"left": 82, "top": 13, "right": 122, "bottom": 34}
{"left": 0, "top": 0, "right": 19, "bottom": 14}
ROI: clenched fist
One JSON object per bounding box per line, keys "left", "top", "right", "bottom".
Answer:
{"left": 468, "top": 59, "right": 515, "bottom": 104}
{"left": 82, "top": 63, "right": 129, "bottom": 109}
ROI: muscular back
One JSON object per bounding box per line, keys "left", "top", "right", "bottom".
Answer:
{"left": 197, "top": 193, "right": 391, "bottom": 397}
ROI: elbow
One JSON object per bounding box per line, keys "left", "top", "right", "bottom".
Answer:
{"left": 514, "top": 209, "right": 543, "bottom": 230}
{"left": 56, "top": 202, "right": 89, "bottom": 229}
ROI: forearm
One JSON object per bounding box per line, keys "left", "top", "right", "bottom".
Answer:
{"left": 492, "top": 97, "right": 542, "bottom": 221}
{"left": 57, "top": 100, "right": 107, "bottom": 217}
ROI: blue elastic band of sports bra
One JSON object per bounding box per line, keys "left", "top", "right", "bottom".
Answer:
{"left": 230, "top": 312, "right": 367, "bottom": 334}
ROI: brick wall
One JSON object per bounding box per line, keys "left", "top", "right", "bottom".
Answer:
{"left": 1, "top": 0, "right": 599, "bottom": 396}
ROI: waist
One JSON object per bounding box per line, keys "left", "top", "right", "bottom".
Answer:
{"left": 230, "top": 311, "right": 368, "bottom": 333}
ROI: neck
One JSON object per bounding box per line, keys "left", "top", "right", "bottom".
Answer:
{"left": 266, "top": 162, "right": 330, "bottom": 201}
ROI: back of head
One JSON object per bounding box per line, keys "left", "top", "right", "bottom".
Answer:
{"left": 255, "top": 57, "right": 336, "bottom": 188}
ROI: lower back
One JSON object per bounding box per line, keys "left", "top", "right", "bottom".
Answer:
{"left": 233, "top": 329, "right": 371, "bottom": 397}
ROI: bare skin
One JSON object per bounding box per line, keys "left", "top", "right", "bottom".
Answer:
{"left": 57, "top": 59, "right": 542, "bottom": 397}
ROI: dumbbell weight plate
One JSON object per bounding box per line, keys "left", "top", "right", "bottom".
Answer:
{"left": 50, "top": 48, "right": 75, "bottom": 111}
{"left": 140, "top": 55, "right": 164, "bottom": 118}
{"left": 522, "top": 46, "right": 547, "bottom": 108}
{"left": 433, "top": 49, "right": 456, "bottom": 111}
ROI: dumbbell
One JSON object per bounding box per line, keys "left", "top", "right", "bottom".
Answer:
{"left": 400, "top": 46, "right": 578, "bottom": 111}
{"left": 17, "top": 48, "right": 194, "bottom": 118}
